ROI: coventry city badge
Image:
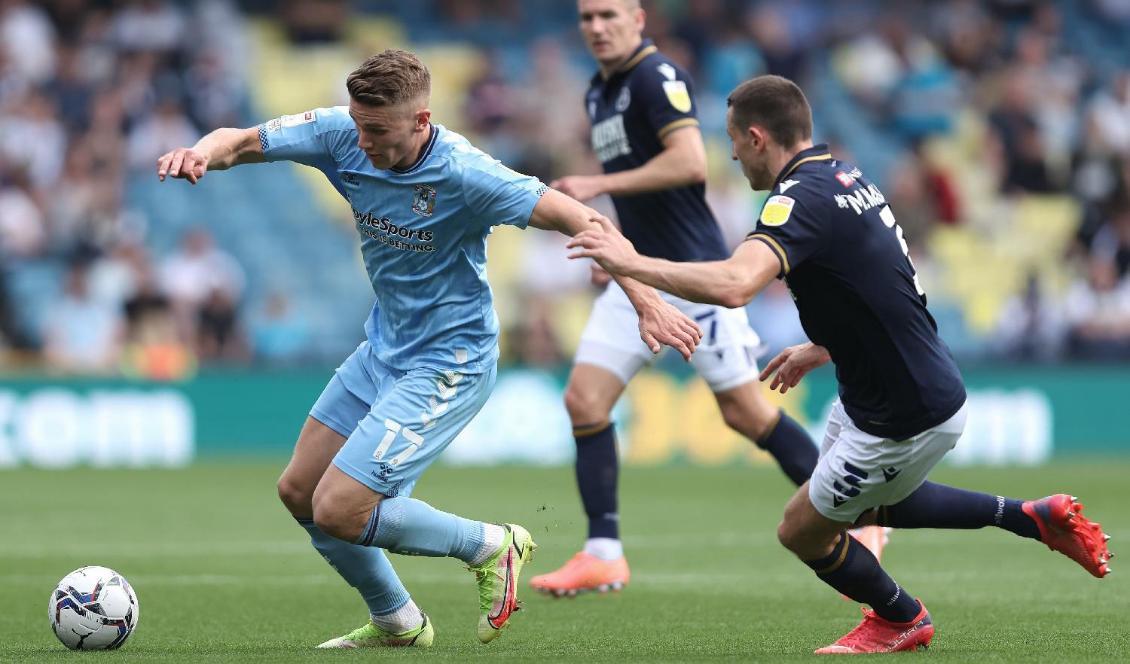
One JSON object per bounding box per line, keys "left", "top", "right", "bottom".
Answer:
{"left": 412, "top": 184, "right": 437, "bottom": 217}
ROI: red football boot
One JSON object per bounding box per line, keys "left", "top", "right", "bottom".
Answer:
{"left": 815, "top": 600, "right": 934, "bottom": 655}
{"left": 1022, "top": 494, "right": 1113, "bottom": 578}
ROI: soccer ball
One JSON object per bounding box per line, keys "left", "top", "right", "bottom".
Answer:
{"left": 48, "top": 566, "right": 139, "bottom": 650}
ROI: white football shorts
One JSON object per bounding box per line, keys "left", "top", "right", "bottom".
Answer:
{"left": 574, "top": 281, "right": 762, "bottom": 392}
{"left": 808, "top": 399, "right": 968, "bottom": 523}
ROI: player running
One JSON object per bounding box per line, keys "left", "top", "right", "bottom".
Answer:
{"left": 567, "top": 74, "right": 1112, "bottom": 654}
{"left": 156, "top": 49, "right": 701, "bottom": 649}
{"left": 530, "top": 0, "right": 888, "bottom": 598}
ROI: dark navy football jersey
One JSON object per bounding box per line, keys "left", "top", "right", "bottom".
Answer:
{"left": 747, "top": 144, "right": 967, "bottom": 440}
{"left": 585, "top": 40, "right": 728, "bottom": 263}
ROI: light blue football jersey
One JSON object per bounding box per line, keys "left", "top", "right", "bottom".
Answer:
{"left": 258, "top": 107, "right": 547, "bottom": 373}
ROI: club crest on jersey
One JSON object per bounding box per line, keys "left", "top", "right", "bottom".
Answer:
{"left": 662, "top": 80, "right": 692, "bottom": 113}
{"left": 759, "top": 195, "right": 795, "bottom": 227}
{"left": 411, "top": 184, "right": 437, "bottom": 217}
{"left": 615, "top": 86, "right": 631, "bottom": 112}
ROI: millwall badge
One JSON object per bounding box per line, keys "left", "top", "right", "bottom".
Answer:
{"left": 662, "top": 80, "right": 692, "bottom": 113}
{"left": 412, "top": 184, "right": 437, "bottom": 217}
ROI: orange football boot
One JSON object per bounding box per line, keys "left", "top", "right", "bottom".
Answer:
{"left": 1022, "top": 494, "right": 1113, "bottom": 578}
{"left": 528, "top": 551, "right": 629, "bottom": 597}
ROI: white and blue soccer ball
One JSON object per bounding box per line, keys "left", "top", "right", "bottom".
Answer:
{"left": 49, "top": 566, "right": 139, "bottom": 650}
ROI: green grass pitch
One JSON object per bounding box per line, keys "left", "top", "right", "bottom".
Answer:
{"left": 2, "top": 461, "right": 1128, "bottom": 662}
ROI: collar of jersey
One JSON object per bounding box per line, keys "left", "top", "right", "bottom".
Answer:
{"left": 390, "top": 124, "right": 438, "bottom": 175}
{"left": 774, "top": 143, "right": 831, "bottom": 188}
{"left": 598, "top": 39, "right": 657, "bottom": 82}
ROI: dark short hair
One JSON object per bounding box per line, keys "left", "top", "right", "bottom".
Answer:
{"left": 346, "top": 49, "right": 431, "bottom": 107}
{"left": 726, "top": 75, "right": 812, "bottom": 147}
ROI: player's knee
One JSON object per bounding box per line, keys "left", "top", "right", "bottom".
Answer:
{"left": 564, "top": 381, "right": 610, "bottom": 425}
{"left": 717, "top": 391, "right": 776, "bottom": 441}
{"left": 276, "top": 473, "right": 313, "bottom": 518}
{"left": 719, "top": 400, "right": 754, "bottom": 436}
{"left": 311, "top": 488, "right": 370, "bottom": 543}
{"left": 777, "top": 519, "right": 801, "bottom": 553}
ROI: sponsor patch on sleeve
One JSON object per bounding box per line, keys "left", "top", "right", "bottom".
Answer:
{"left": 662, "top": 80, "right": 692, "bottom": 113}
{"left": 835, "top": 171, "right": 855, "bottom": 188}
{"left": 759, "top": 195, "right": 795, "bottom": 227}
{"left": 280, "top": 110, "right": 317, "bottom": 128}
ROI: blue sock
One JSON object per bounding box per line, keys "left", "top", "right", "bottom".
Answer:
{"left": 805, "top": 532, "right": 921, "bottom": 623}
{"left": 574, "top": 422, "right": 619, "bottom": 539}
{"left": 756, "top": 411, "right": 819, "bottom": 486}
{"left": 297, "top": 518, "right": 410, "bottom": 617}
{"left": 359, "top": 496, "right": 486, "bottom": 563}
{"left": 876, "top": 482, "right": 1040, "bottom": 539}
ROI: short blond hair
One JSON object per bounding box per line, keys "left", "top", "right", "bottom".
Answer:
{"left": 346, "top": 49, "right": 431, "bottom": 107}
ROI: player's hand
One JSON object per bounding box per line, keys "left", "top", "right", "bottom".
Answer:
{"left": 759, "top": 342, "right": 831, "bottom": 394}
{"left": 550, "top": 175, "right": 605, "bottom": 202}
{"left": 590, "top": 264, "right": 612, "bottom": 287}
{"left": 157, "top": 147, "right": 209, "bottom": 184}
{"left": 566, "top": 216, "right": 639, "bottom": 275}
{"left": 636, "top": 298, "right": 702, "bottom": 361}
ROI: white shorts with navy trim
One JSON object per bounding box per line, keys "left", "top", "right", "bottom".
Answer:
{"left": 808, "top": 399, "right": 968, "bottom": 523}
{"left": 574, "top": 282, "right": 762, "bottom": 392}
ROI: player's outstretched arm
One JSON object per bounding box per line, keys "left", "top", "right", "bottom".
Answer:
{"left": 568, "top": 220, "right": 780, "bottom": 309}
{"left": 528, "top": 189, "right": 702, "bottom": 359}
{"left": 157, "top": 127, "right": 264, "bottom": 184}
{"left": 550, "top": 127, "right": 706, "bottom": 201}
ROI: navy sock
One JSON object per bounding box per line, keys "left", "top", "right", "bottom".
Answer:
{"left": 574, "top": 422, "right": 619, "bottom": 540}
{"left": 805, "top": 533, "right": 921, "bottom": 623}
{"left": 876, "top": 482, "right": 1040, "bottom": 540}
{"left": 757, "top": 411, "right": 819, "bottom": 487}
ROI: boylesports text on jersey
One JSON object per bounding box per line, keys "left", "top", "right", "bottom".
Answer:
{"left": 591, "top": 114, "right": 631, "bottom": 163}
{"left": 353, "top": 208, "right": 436, "bottom": 253}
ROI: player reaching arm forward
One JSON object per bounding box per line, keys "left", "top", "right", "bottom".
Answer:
{"left": 157, "top": 48, "right": 699, "bottom": 651}
{"left": 528, "top": 0, "right": 834, "bottom": 599}
{"left": 570, "top": 74, "right": 1112, "bottom": 656}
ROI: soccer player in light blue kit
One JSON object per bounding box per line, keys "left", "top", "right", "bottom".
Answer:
{"left": 156, "top": 49, "right": 702, "bottom": 648}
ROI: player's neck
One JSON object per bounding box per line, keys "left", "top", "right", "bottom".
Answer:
{"left": 396, "top": 123, "right": 433, "bottom": 170}
{"left": 769, "top": 140, "right": 815, "bottom": 182}
{"left": 598, "top": 38, "right": 644, "bottom": 79}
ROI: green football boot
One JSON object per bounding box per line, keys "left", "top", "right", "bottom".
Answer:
{"left": 315, "top": 612, "right": 434, "bottom": 648}
{"left": 469, "top": 523, "right": 537, "bottom": 643}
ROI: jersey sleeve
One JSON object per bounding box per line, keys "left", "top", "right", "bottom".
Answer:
{"left": 746, "top": 191, "right": 826, "bottom": 277}
{"left": 460, "top": 156, "right": 549, "bottom": 229}
{"left": 631, "top": 60, "right": 700, "bottom": 140}
{"left": 257, "top": 107, "right": 354, "bottom": 169}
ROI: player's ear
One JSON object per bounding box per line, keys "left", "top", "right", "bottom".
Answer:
{"left": 414, "top": 107, "right": 431, "bottom": 130}
{"left": 749, "top": 125, "right": 768, "bottom": 151}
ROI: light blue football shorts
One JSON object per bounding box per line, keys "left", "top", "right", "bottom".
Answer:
{"left": 310, "top": 341, "right": 496, "bottom": 497}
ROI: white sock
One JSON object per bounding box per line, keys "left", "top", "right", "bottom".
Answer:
{"left": 371, "top": 599, "right": 423, "bottom": 634}
{"left": 584, "top": 537, "right": 623, "bottom": 561}
{"left": 469, "top": 523, "right": 507, "bottom": 566}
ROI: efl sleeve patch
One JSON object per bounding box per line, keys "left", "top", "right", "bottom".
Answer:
{"left": 279, "top": 110, "right": 317, "bottom": 128}
{"left": 662, "top": 80, "right": 692, "bottom": 113}
{"left": 759, "top": 195, "right": 795, "bottom": 227}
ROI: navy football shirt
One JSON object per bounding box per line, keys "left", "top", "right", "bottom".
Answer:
{"left": 747, "top": 145, "right": 967, "bottom": 439}
{"left": 584, "top": 40, "right": 728, "bottom": 263}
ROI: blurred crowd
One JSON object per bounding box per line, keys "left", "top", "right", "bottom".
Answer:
{"left": 0, "top": 0, "right": 312, "bottom": 377}
{"left": 2, "top": 0, "right": 1129, "bottom": 379}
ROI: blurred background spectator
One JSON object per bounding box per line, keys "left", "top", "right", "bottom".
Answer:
{"left": 1, "top": 0, "right": 1130, "bottom": 378}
